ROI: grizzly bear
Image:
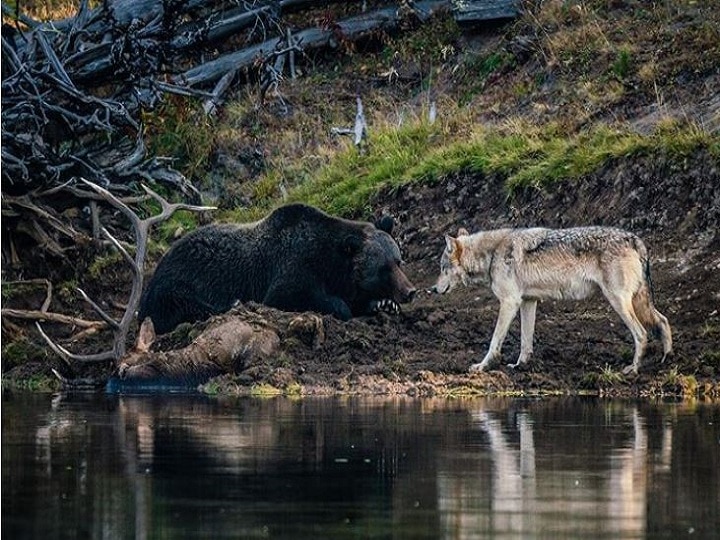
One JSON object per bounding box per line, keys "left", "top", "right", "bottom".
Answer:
{"left": 138, "top": 203, "right": 416, "bottom": 334}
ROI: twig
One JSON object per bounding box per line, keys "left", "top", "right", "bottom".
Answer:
{"left": 2, "top": 309, "right": 108, "bottom": 329}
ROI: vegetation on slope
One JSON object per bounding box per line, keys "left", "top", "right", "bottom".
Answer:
{"left": 15, "top": 0, "right": 716, "bottom": 222}
{"left": 142, "top": 0, "right": 719, "bottom": 222}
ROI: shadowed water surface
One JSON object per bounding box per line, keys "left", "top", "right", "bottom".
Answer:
{"left": 2, "top": 393, "right": 719, "bottom": 539}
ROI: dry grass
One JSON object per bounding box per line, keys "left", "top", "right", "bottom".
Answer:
{"left": 3, "top": 0, "right": 86, "bottom": 21}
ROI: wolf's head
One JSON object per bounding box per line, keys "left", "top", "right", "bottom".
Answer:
{"left": 432, "top": 228, "right": 471, "bottom": 294}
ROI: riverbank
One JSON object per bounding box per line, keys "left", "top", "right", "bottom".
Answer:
{"left": 2, "top": 3, "right": 719, "bottom": 399}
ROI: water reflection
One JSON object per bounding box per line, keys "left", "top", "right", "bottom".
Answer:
{"left": 2, "top": 394, "right": 719, "bottom": 539}
{"left": 441, "top": 405, "right": 659, "bottom": 538}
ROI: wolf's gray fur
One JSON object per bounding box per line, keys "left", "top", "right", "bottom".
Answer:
{"left": 432, "top": 226, "right": 672, "bottom": 375}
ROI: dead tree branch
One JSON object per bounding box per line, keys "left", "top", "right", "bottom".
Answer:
{"left": 33, "top": 179, "right": 216, "bottom": 364}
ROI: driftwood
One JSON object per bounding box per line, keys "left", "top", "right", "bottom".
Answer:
{"left": 1, "top": 179, "right": 214, "bottom": 373}
{"left": 34, "top": 180, "right": 214, "bottom": 363}
{"left": 176, "top": 1, "right": 450, "bottom": 87}
{"left": 1, "top": 0, "right": 500, "bottom": 198}
{"left": 452, "top": 0, "right": 519, "bottom": 24}
{"left": 331, "top": 96, "right": 368, "bottom": 148}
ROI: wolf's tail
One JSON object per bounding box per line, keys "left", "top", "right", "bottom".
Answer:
{"left": 644, "top": 257, "right": 656, "bottom": 306}
{"left": 632, "top": 257, "right": 658, "bottom": 333}
{"left": 633, "top": 255, "right": 673, "bottom": 355}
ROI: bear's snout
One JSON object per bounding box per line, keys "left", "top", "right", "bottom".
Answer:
{"left": 402, "top": 287, "right": 417, "bottom": 303}
{"left": 392, "top": 267, "right": 417, "bottom": 304}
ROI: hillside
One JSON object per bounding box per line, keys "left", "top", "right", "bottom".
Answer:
{"left": 2, "top": 0, "right": 719, "bottom": 396}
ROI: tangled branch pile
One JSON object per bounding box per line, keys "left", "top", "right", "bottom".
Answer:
{"left": 2, "top": 0, "right": 456, "bottom": 268}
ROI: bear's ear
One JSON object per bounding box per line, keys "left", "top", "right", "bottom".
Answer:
{"left": 457, "top": 227, "right": 469, "bottom": 237}
{"left": 342, "top": 234, "right": 365, "bottom": 255}
{"left": 375, "top": 215, "right": 395, "bottom": 235}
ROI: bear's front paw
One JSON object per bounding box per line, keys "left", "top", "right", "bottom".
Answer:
{"left": 370, "top": 298, "right": 401, "bottom": 315}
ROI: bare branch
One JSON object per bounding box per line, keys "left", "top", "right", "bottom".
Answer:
{"left": 31, "top": 178, "right": 218, "bottom": 364}
{"left": 36, "top": 322, "right": 115, "bottom": 363}
{"left": 354, "top": 95, "right": 368, "bottom": 147}
{"left": 76, "top": 288, "right": 120, "bottom": 330}
{"left": 100, "top": 226, "right": 136, "bottom": 272}
{"left": 5, "top": 196, "right": 85, "bottom": 242}
{"left": 51, "top": 368, "right": 70, "bottom": 384}
{"left": 331, "top": 95, "right": 368, "bottom": 149}
{"left": 2, "top": 309, "right": 107, "bottom": 329}
{"left": 140, "top": 184, "right": 217, "bottom": 227}
{"left": 1, "top": 279, "right": 53, "bottom": 313}
{"left": 78, "top": 178, "right": 139, "bottom": 228}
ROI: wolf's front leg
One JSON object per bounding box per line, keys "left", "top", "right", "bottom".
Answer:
{"left": 469, "top": 298, "right": 522, "bottom": 372}
{"left": 509, "top": 299, "right": 537, "bottom": 369}
{"left": 469, "top": 351, "right": 500, "bottom": 373}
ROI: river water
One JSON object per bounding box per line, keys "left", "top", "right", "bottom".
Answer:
{"left": 2, "top": 393, "right": 719, "bottom": 539}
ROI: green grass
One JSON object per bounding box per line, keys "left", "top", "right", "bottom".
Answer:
{"left": 612, "top": 48, "right": 633, "bottom": 80}
{"left": 1, "top": 374, "right": 59, "bottom": 392}
{"left": 143, "top": 99, "right": 217, "bottom": 185}
{"left": 223, "top": 117, "right": 717, "bottom": 223}
{"left": 249, "top": 383, "right": 283, "bottom": 397}
{"left": 1, "top": 340, "right": 50, "bottom": 371}
{"left": 661, "top": 367, "right": 698, "bottom": 396}
{"left": 598, "top": 364, "right": 625, "bottom": 386}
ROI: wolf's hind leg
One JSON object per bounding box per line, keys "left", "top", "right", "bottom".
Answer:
{"left": 603, "top": 288, "right": 648, "bottom": 375}
{"left": 655, "top": 309, "right": 673, "bottom": 361}
{"left": 509, "top": 299, "right": 537, "bottom": 369}
{"left": 632, "top": 284, "right": 673, "bottom": 361}
{"left": 469, "top": 298, "right": 522, "bottom": 373}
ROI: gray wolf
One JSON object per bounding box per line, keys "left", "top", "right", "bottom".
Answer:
{"left": 139, "top": 203, "right": 416, "bottom": 333}
{"left": 432, "top": 226, "right": 672, "bottom": 374}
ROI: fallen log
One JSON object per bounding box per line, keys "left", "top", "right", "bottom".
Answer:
{"left": 452, "top": 0, "right": 520, "bottom": 24}
{"left": 176, "top": 1, "right": 450, "bottom": 87}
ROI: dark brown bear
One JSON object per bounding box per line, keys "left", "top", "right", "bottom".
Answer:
{"left": 138, "top": 203, "right": 416, "bottom": 333}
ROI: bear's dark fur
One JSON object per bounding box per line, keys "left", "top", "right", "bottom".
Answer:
{"left": 139, "top": 203, "right": 416, "bottom": 334}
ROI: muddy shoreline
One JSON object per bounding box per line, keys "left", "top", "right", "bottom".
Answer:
{"left": 4, "top": 149, "right": 719, "bottom": 399}
{"left": 88, "top": 150, "right": 720, "bottom": 397}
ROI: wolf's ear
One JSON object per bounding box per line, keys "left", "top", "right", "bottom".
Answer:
{"left": 375, "top": 215, "right": 395, "bottom": 235}
{"left": 445, "top": 235, "right": 456, "bottom": 253}
{"left": 457, "top": 227, "right": 469, "bottom": 237}
{"left": 445, "top": 235, "right": 463, "bottom": 257}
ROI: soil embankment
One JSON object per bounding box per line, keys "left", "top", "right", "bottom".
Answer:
{"left": 193, "top": 147, "right": 720, "bottom": 398}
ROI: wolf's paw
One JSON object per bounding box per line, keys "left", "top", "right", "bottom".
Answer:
{"left": 468, "top": 362, "right": 487, "bottom": 374}
{"left": 370, "top": 299, "right": 401, "bottom": 315}
{"left": 621, "top": 364, "right": 639, "bottom": 376}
